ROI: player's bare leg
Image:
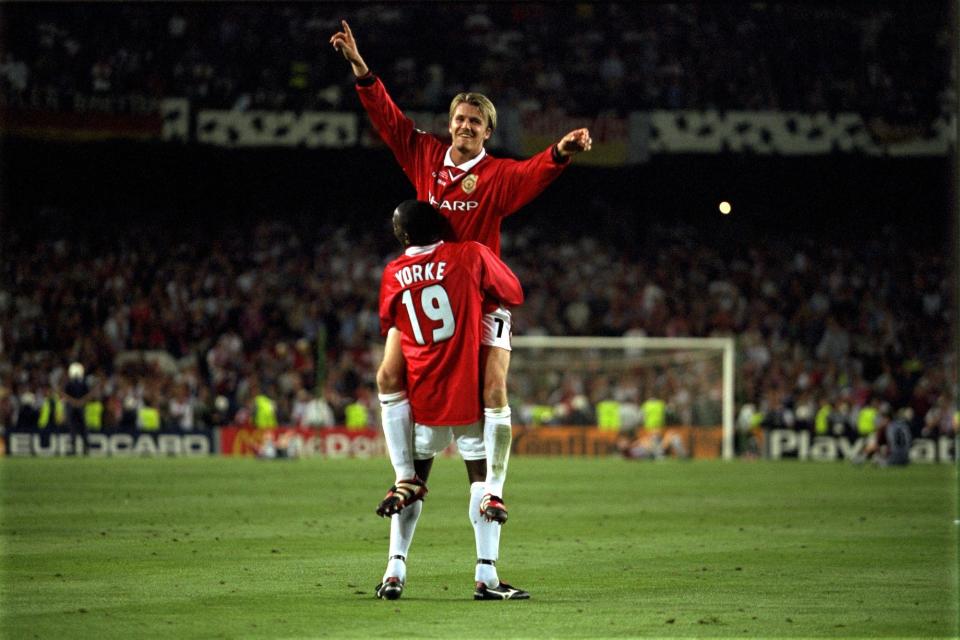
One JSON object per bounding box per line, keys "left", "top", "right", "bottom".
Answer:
{"left": 480, "top": 344, "right": 512, "bottom": 524}
{"left": 376, "top": 328, "right": 426, "bottom": 516}
{"left": 377, "top": 458, "right": 433, "bottom": 600}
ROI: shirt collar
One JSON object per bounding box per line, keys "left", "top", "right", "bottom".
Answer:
{"left": 405, "top": 240, "right": 444, "bottom": 257}
{"left": 443, "top": 147, "right": 486, "bottom": 172}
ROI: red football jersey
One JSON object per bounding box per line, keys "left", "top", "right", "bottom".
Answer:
{"left": 358, "top": 76, "right": 570, "bottom": 257}
{"left": 380, "top": 241, "right": 524, "bottom": 426}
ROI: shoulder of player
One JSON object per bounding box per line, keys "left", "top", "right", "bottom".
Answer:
{"left": 475, "top": 152, "right": 506, "bottom": 170}
{"left": 362, "top": 77, "right": 445, "bottom": 144}
{"left": 445, "top": 240, "right": 488, "bottom": 255}
{"left": 448, "top": 241, "right": 497, "bottom": 269}
{"left": 405, "top": 123, "right": 447, "bottom": 158}
{"left": 385, "top": 251, "right": 420, "bottom": 269}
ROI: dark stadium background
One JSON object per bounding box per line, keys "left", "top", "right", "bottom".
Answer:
{"left": 3, "top": 138, "right": 953, "bottom": 242}
{"left": 0, "top": 0, "right": 955, "bottom": 453}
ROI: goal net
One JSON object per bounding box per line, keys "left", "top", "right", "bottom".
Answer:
{"left": 509, "top": 335, "right": 736, "bottom": 460}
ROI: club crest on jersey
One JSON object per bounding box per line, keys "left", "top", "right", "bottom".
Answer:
{"left": 462, "top": 174, "right": 478, "bottom": 194}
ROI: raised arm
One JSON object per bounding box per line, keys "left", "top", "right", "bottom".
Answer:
{"left": 329, "top": 19, "right": 370, "bottom": 78}
{"left": 333, "top": 21, "right": 443, "bottom": 186}
{"left": 554, "top": 128, "right": 593, "bottom": 159}
{"left": 492, "top": 127, "right": 594, "bottom": 217}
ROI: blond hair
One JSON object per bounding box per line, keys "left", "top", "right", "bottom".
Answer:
{"left": 448, "top": 92, "right": 497, "bottom": 131}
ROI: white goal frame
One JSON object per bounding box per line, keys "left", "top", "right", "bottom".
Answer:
{"left": 512, "top": 335, "right": 736, "bottom": 460}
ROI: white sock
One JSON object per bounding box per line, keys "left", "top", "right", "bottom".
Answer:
{"left": 483, "top": 407, "right": 512, "bottom": 497}
{"left": 384, "top": 556, "right": 406, "bottom": 584}
{"left": 470, "top": 482, "right": 500, "bottom": 587}
{"left": 379, "top": 392, "right": 415, "bottom": 481}
{"left": 384, "top": 500, "right": 422, "bottom": 583}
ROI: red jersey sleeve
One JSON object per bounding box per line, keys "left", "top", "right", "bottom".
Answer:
{"left": 473, "top": 242, "right": 524, "bottom": 308}
{"left": 492, "top": 145, "right": 570, "bottom": 218}
{"left": 356, "top": 76, "right": 445, "bottom": 185}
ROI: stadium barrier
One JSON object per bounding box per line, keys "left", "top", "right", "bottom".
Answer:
{"left": 0, "top": 426, "right": 719, "bottom": 458}
{"left": 214, "top": 426, "right": 722, "bottom": 459}
{"left": 762, "top": 429, "right": 956, "bottom": 463}
{"left": 217, "top": 426, "right": 386, "bottom": 458}
{"left": 3, "top": 430, "right": 213, "bottom": 457}
{"left": 8, "top": 95, "right": 954, "bottom": 158}
{"left": 512, "top": 425, "right": 722, "bottom": 459}
{"left": 183, "top": 105, "right": 955, "bottom": 158}
{"left": 4, "top": 427, "right": 954, "bottom": 462}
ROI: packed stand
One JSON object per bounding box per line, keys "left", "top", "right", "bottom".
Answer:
{"left": 0, "top": 3, "right": 952, "bottom": 126}
{"left": 0, "top": 209, "right": 953, "bottom": 448}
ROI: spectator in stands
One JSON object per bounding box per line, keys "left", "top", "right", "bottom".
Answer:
{"left": 922, "top": 392, "right": 956, "bottom": 439}
{"left": 15, "top": 392, "right": 40, "bottom": 431}
{"left": 118, "top": 395, "right": 139, "bottom": 432}
{"left": 1, "top": 52, "right": 30, "bottom": 98}
{"left": 0, "top": 4, "right": 951, "bottom": 122}
{"left": 249, "top": 379, "right": 279, "bottom": 429}
{"left": 207, "top": 395, "right": 231, "bottom": 427}
{"left": 292, "top": 389, "right": 335, "bottom": 428}
{"left": 857, "top": 407, "right": 912, "bottom": 466}
{"left": 168, "top": 382, "right": 198, "bottom": 431}
{"left": 138, "top": 392, "right": 162, "bottom": 432}
{"left": 343, "top": 383, "right": 375, "bottom": 430}
{"left": 63, "top": 362, "right": 92, "bottom": 454}
{"left": 816, "top": 315, "right": 852, "bottom": 364}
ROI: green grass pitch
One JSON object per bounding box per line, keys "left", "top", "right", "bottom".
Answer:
{"left": 1, "top": 455, "right": 957, "bottom": 639}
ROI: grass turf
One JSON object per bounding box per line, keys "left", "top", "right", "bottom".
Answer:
{"left": 1, "top": 455, "right": 956, "bottom": 639}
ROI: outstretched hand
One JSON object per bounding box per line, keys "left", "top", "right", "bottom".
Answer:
{"left": 556, "top": 128, "right": 593, "bottom": 157}
{"left": 329, "top": 20, "right": 369, "bottom": 77}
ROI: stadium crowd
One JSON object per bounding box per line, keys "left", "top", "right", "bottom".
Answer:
{"left": 0, "top": 209, "right": 954, "bottom": 447}
{"left": 1, "top": 2, "right": 952, "bottom": 124}
{"left": 0, "top": 2, "right": 954, "bottom": 453}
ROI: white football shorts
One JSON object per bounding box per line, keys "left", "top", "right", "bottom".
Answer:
{"left": 414, "top": 421, "right": 485, "bottom": 461}
{"left": 481, "top": 306, "right": 512, "bottom": 351}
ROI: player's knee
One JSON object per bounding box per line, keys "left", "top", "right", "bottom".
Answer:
{"left": 377, "top": 366, "right": 403, "bottom": 394}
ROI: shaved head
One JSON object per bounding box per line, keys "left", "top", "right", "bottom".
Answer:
{"left": 392, "top": 200, "right": 448, "bottom": 247}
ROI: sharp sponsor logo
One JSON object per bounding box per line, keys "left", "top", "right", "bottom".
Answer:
{"left": 428, "top": 193, "right": 478, "bottom": 211}
{"left": 4, "top": 433, "right": 212, "bottom": 457}
{"left": 766, "top": 430, "right": 956, "bottom": 463}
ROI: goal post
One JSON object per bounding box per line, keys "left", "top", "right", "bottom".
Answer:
{"left": 510, "top": 335, "right": 736, "bottom": 460}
